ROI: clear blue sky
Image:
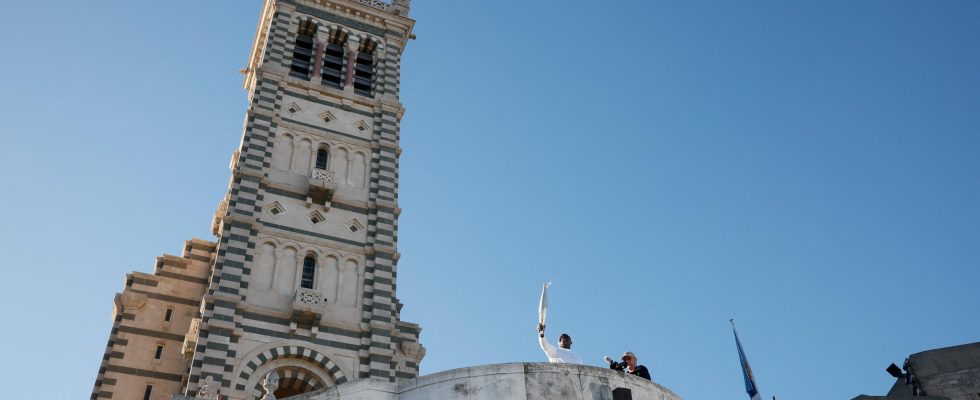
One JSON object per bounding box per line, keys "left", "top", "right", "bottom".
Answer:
{"left": 1, "top": 1, "right": 978, "bottom": 399}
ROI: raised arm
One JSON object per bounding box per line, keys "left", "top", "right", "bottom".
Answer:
{"left": 537, "top": 323, "right": 556, "bottom": 360}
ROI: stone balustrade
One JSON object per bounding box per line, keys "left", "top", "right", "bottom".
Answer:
{"left": 310, "top": 169, "right": 336, "bottom": 183}
{"left": 295, "top": 288, "right": 322, "bottom": 306}
{"left": 355, "top": 0, "right": 389, "bottom": 11}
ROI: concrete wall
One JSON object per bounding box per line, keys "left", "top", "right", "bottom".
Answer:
{"left": 280, "top": 363, "right": 682, "bottom": 400}
{"left": 912, "top": 342, "right": 980, "bottom": 400}
{"left": 852, "top": 342, "right": 980, "bottom": 400}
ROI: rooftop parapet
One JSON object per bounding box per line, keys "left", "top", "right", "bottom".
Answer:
{"left": 277, "top": 362, "right": 682, "bottom": 400}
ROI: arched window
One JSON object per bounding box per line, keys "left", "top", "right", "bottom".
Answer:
{"left": 290, "top": 20, "right": 317, "bottom": 80}
{"left": 321, "top": 30, "right": 347, "bottom": 89}
{"left": 315, "top": 148, "right": 328, "bottom": 170}
{"left": 353, "top": 40, "right": 377, "bottom": 97}
{"left": 300, "top": 255, "right": 316, "bottom": 289}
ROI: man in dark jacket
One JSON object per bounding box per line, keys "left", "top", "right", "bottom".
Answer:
{"left": 617, "top": 351, "right": 651, "bottom": 380}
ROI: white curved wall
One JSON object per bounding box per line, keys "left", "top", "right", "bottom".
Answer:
{"left": 287, "top": 362, "right": 682, "bottom": 400}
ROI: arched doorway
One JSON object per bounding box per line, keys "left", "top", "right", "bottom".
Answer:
{"left": 236, "top": 344, "right": 346, "bottom": 399}
{"left": 264, "top": 365, "right": 326, "bottom": 398}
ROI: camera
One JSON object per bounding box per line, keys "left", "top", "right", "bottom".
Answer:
{"left": 609, "top": 360, "right": 628, "bottom": 371}
{"left": 604, "top": 356, "right": 628, "bottom": 371}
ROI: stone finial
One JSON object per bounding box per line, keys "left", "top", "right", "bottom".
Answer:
{"left": 260, "top": 371, "right": 280, "bottom": 400}
{"left": 391, "top": 0, "right": 410, "bottom": 16}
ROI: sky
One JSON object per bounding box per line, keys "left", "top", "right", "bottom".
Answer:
{"left": 0, "top": 1, "right": 978, "bottom": 399}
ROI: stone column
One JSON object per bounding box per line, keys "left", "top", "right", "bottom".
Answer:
{"left": 312, "top": 30, "right": 329, "bottom": 85}
{"left": 344, "top": 37, "right": 361, "bottom": 93}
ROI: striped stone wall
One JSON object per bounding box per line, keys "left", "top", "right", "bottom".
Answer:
{"left": 181, "top": 1, "right": 422, "bottom": 399}
{"left": 90, "top": 239, "right": 215, "bottom": 400}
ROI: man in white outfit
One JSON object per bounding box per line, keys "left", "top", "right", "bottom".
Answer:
{"left": 537, "top": 323, "right": 582, "bottom": 364}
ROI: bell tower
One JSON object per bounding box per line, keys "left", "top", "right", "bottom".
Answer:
{"left": 190, "top": 0, "right": 422, "bottom": 398}
{"left": 90, "top": 1, "right": 422, "bottom": 399}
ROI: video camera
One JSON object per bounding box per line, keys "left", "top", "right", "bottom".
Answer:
{"left": 604, "top": 356, "right": 628, "bottom": 371}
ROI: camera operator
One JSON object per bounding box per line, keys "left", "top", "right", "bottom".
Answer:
{"left": 609, "top": 351, "right": 650, "bottom": 380}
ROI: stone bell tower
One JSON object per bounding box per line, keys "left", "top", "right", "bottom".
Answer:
{"left": 91, "top": 1, "right": 422, "bottom": 399}
{"left": 189, "top": 0, "right": 422, "bottom": 397}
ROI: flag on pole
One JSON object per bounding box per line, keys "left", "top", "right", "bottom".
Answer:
{"left": 731, "top": 319, "right": 762, "bottom": 400}
{"left": 538, "top": 282, "right": 551, "bottom": 326}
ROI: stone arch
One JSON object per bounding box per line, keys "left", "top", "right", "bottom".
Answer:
{"left": 350, "top": 150, "right": 367, "bottom": 188}
{"left": 294, "top": 16, "right": 323, "bottom": 34}
{"left": 297, "top": 245, "right": 321, "bottom": 260}
{"left": 325, "top": 25, "right": 352, "bottom": 46}
{"left": 339, "top": 257, "right": 360, "bottom": 307}
{"left": 320, "top": 254, "right": 340, "bottom": 302}
{"left": 277, "top": 238, "right": 302, "bottom": 251}
{"left": 332, "top": 146, "right": 349, "bottom": 184}
{"left": 354, "top": 33, "right": 383, "bottom": 56}
{"left": 275, "top": 246, "right": 299, "bottom": 295}
{"left": 256, "top": 240, "right": 278, "bottom": 291}
{"left": 234, "top": 344, "right": 348, "bottom": 399}
{"left": 343, "top": 253, "right": 364, "bottom": 266}
{"left": 272, "top": 132, "right": 294, "bottom": 171}
{"left": 260, "top": 365, "right": 325, "bottom": 398}
{"left": 315, "top": 247, "right": 342, "bottom": 260}
{"left": 292, "top": 138, "right": 313, "bottom": 175}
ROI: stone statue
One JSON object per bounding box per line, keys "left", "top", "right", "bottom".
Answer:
{"left": 198, "top": 375, "right": 219, "bottom": 399}
{"left": 260, "top": 370, "right": 280, "bottom": 400}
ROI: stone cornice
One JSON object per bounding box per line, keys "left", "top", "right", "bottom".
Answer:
{"left": 244, "top": 0, "right": 279, "bottom": 90}
{"left": 300, "top": 0, "right": 415, "bottom": 34}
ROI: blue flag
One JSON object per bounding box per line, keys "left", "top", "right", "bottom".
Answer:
{"left": 732, "top": 320, "right": 762, "bottom": 400}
